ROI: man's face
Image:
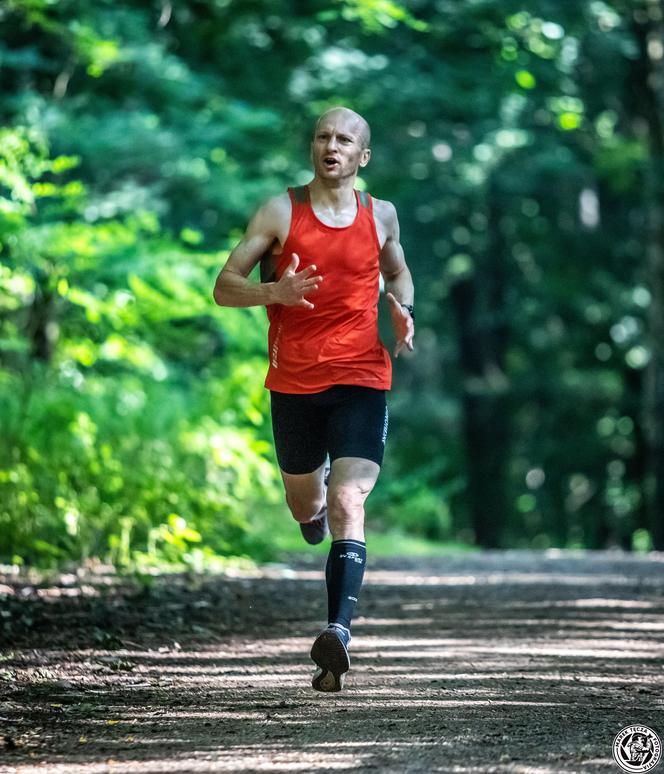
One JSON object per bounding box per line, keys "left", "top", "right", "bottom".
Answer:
{"left": 311, "top": 112, "right": 371, "bottom": 182}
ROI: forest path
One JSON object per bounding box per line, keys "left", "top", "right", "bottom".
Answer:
{"left": 1, "top": 551, "right": 664, "bottom": 773}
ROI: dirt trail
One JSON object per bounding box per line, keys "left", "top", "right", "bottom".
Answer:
{"left": 1, "top": 550, "right": 664, "bottom": 773}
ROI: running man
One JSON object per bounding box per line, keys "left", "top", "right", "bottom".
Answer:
{"left": 213, "top": 106, "right": 414, "bottom": 692}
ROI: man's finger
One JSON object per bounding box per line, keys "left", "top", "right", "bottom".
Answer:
{"left": 289, "top": 253, "right": 300, "bottom": 272}
{"left": 394, "top": 334, "right": 415, "bottom": 357}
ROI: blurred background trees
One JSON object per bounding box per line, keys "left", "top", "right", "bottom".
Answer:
{"left": 1, "top": 0, "right": 662, "bottom": 567}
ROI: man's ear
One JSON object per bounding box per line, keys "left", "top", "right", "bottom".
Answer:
{"left": 359, "top": 148, "right": 371, "bottom": 168}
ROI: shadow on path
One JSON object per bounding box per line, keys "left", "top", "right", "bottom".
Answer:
{"left": 1, "top": 551, "right": 663, "bottom": 773}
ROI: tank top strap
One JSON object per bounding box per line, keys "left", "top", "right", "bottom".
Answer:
{"left": 286, "top": 186, "right": 311, "bottom": 235}
{"left": 288, "top": 186, "right": 310, "bottom": 205}
{"left": 289, "top": 185, "right": 372, "bottom": 210}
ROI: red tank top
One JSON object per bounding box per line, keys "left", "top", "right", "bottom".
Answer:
{"left": 264, "top": 185, "right": 392, "bottom": 394}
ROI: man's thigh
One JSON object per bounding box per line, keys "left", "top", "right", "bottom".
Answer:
{"left": 270, "top": 390, "right": 328, "bottom": 474}
{"left": 325, "top": 386, "right": 388, "bottom": 468}
{"left": 270, "top": 390, "right": 329, "bottom": 518}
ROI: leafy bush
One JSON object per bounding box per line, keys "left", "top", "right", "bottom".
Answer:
{"left": 0, "top": 126, "right": 282, "bottom": 569}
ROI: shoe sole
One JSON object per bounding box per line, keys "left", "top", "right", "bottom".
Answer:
{"left": 310, "top": 630, "right": 350, "bottom": 692}
{"left": 299, "top": 507, "right": 329, "bottom": 545}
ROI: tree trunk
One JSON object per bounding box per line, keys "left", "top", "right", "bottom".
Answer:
{"left": 449, "top": 179, "right": 511, "bottom": 548}
{"left": 629, "top": 1, "right": 664, "bottom": 549}
{"left": 27, "top": 270, "right": 57, "bottom": 363}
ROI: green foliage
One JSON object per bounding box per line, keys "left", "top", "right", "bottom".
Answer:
{"left": 0, "top": 354, "right": 281, "bottom": 567}
{"left": 1, "top": 0, "right": 662, "bottom": 565}
{"left": 0, "top": 118, "right": 279, "bottom": 567}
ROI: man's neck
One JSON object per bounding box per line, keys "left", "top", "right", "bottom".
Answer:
{"left": 308, "top": 177, "right": 357, "bottom": 212}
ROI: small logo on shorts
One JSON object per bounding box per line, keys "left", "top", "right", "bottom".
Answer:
{"left": 613, "top": 725, "right": 662, "bottom": 772}
{"left": 381, "top": 406, "right": 389, "bottom": 445}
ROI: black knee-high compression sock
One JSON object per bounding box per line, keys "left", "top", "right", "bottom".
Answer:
{"left": 325, "top": 539, "right": 366, "bottom": 631}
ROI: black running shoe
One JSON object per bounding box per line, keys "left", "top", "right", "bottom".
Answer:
{"left": 299, "top": 506, "right": 329, "bottom": 545}
{"left": 310, "top": 624, "right": 351, "bottom": 692}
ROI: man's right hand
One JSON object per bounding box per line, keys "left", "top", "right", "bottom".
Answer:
{"left": 273, "top": 253, "right": 323, "bottom": 309}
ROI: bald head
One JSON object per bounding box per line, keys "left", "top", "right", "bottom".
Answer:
{"left": 314, "top": 107, "right": 371, "bottom": 149}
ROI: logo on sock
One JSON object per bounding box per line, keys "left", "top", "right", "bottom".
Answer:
{"left": 340, "top": 551, "right": 364, "bottom": 564}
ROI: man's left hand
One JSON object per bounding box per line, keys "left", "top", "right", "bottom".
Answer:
{"left": 386, "top": 292, "right": 415, "bottom": 358}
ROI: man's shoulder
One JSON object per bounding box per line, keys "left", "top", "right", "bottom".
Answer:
{"left": 371, "top": 196, "right": 398, "bottom": 224}
{"left": 255, "top": 192, "right": 292, "bottom": 231}
{"left": 261, "top": 192, "right": 291, "bottom": 217}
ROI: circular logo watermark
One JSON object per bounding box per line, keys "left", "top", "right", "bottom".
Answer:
{"left": 613, "top": 725, "right": 662, "bottom": 772}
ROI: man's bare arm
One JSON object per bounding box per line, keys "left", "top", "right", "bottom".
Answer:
{"left": 213, "top": 196, "right": 323, "bottom": 309}
{"left": 212, "top": 196, "right": 283, "bottom": 307}
{"left": 376, "top": 199, "right": 415, "bottom": 357}
{"left": 377, "top": 200, "right": 414, "bottom": 305}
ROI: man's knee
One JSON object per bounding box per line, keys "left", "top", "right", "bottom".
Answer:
{"left": 328, "top": 484, "right": 367, "bottom": 529}
{"left": 286, "top": 491, "right": 325, "bottom": 524}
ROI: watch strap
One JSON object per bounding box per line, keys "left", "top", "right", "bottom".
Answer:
{"left": 400, "top": 303, "right": 415, "bottom": 320}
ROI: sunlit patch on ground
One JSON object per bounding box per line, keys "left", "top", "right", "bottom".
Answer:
{"left": 1, "top": 551, "right": 663, "bottom": 772}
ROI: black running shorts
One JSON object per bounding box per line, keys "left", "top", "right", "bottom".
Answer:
{"left": 270, "top": 385, "right": 388, "bottom": 474}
